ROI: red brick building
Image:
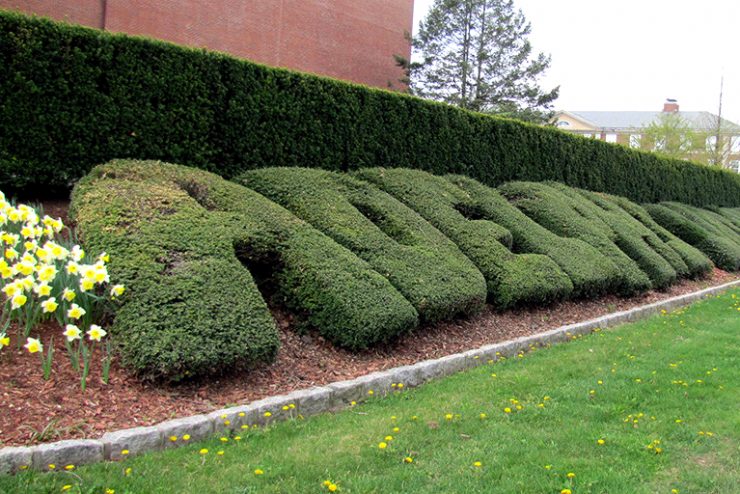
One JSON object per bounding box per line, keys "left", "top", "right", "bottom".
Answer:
{"left": 0, "top": 0, "right": 414, "bottom": 90}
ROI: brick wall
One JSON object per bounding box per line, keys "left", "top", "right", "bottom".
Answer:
{"left": 0, "top": 0, "right": 414, "bottom": 90}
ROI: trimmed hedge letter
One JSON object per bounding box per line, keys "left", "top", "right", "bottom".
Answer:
{"left": 354, "top": 168, "right": 573, "bottom": 308}
{"left": 447, "top": 175, "right": 622, "bottom": 299}
{"left": 71, "top": 161, "right": 418, "bottom": 381}
{"left": 237, "top": 168, "right": 488, "bottom": 323}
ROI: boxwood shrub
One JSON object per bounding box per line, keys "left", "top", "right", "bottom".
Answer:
{"left": 353, "top": 167, "right": 573, "bottom": 308}
{"left": 646, "top": 203, "right": 740, "bottom": 271}
{"left": 236, "top": 168, "right": 488, "bottom": 323}
{"left": 445, "top": 175, "right": 621, "bottom": 298}
{"left": 2, "top": 11, "right": 740, "bottom": 208}
{"left": 71, "top": 160, "right": 419, "bottom": 380}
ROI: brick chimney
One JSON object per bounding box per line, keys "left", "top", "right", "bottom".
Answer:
{"left": 663, "top": 98, "right": 679, "bottom": 112}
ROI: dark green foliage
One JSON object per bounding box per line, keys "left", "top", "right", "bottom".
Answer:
{"left": 445, "top": 175, "right": 620, "bottom": 298}
{"left": 645, "top": 203, "right": 740, "bottom": 271}
{"left": 71, "top": 161, "right": 419, "bottom": 379}
{"left": 607, "top": 196, "right": 713, "bottom": 278}
{"left": 2, "top": 12, "right": 740, "bottom": 207}
{"left": 353, "top": 167, "right": 573, "bottom": 308}
{"left": 236, "top": 168, "right": 487, "bottom": 323}
{"left": 498, "top": 182, "right": 654, "bottom": 295}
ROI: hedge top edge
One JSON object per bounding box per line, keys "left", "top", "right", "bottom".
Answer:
{"left": 1, "top": 10, "right": 739, "bottom": 206}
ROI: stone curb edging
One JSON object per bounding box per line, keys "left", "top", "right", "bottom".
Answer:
{"left": 1, "top": 280, "right": 737, "bottom": 475}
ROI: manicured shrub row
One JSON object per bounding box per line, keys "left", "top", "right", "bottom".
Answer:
{"left": 236, "top": 168, "right": 488, "bottom": 323}
{"left": 445, "top": 175, "right": 626, "bottom": 298}
{"left": 71, "top": 160, "right": 419, "bottom": 380}
{"left": 353, "top": 168, "right": 573, "bottom": 308}
{"left": 645, "top": 203, "right": 740, "bottom": 271}
{"left": 3, "top": 11, "right": 740, "bottom": 207}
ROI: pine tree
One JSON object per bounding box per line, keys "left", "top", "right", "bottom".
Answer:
{"left": 411, "top": 0, "right": 558, "bottom": 123}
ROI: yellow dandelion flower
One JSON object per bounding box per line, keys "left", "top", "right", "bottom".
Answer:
{"left": 121, "top": 449, "right": 129, "bottom": 456}
{"left": 169, "top": 436, "right": 178, "bottom": 442}
{"left": 504, "top": 407, "right": 512, "bottom": 414}
{"left": 378, "top": 442, "right": 387, "bottom": 449}
{"left": 264, "top": 411, "right": 272, "bottom": 418}
{"left": 199, "top": 448, "right": 208, "bottom": 455}
{"left": 182, "top": 434, "right": 190, "bottom": 441}
{"left": 61, "top": 485, "right": 72, "bottom": 492}
{"left": 597, "top": 439, "right": 605, "bottom": 445}
{"left": 404, "top": 456, "right": 413, "bottom": 464}
{"left": 445, "top": 413, "right": 453, "bottom": 421}
{"left": 473, "top": 461, "right": 482, "bottom": 467}
{"left": 393, "top": 427, "right": 400, "bottom": 433}
{"left": 561, "top": 490, "right": 572, "bottom": 494}
{"left": 567, "top": 472, "right": 576, "bottom": 479}
{"left": 217, "top": 451, "right": 224, "bottom": 456}
{"left": 254, "top": 469, "right": 264, "bottom": 475}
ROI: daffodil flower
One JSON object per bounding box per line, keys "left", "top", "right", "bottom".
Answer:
{"left": 41, "top": 297, "right": 58, "bottom": 313}
{"left": 63, "top": 324, "right": 82, "bottom": 342}
{"left": 87, "top": 324, "right": 107, "bottom": 342}
{"left": 24, "top": 337, "right": 42, "bottom": 354}
{"left": 67, "top": 303, "right": 86, "bottom": 320}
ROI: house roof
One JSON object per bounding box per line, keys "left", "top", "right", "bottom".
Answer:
{"left": 559, "top": 110, "right": 740, "bottom": 132}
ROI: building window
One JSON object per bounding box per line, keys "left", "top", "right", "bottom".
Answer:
{"left": 605, "top": 133, "right": 617, "bottom": 143}
{"left": 557, "top": 121, "right": 571, "bottom": 127}
{"left": 706, "top": 135, "right": 717, "bottom": 153}
{"left": 731, "top": 136, "right": 740, "bottom": 153}
{"left": 629, "top": 134, "right": 641, "bottom": 148}
{"left": 582, "top": 133, "right": 592, "bottom": 138}
{"left": 729, "top": 160, "right": 740, "bottom": 173}
{"left": 655, "top": 138, "right": 666, "bottom": 151}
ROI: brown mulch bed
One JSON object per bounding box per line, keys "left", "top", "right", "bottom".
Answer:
{"left": 1, "top": 270, "right": 736, "bottom": 447}
{"left": 0, "top": 200, "right": 737, "bottom": 447}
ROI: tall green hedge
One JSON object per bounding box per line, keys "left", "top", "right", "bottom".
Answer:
{"left": 236, "top": 168, "right": 488, "bottom": 323}
{"left": 2, "top": 11, "right": 740, "bottom": 207}
{"left": 71, "top": 160, "right": 420, "bottom": 380}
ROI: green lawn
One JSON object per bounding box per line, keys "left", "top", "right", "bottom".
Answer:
{"left": 3, "top": 289, "right": 738, "bottom": 494}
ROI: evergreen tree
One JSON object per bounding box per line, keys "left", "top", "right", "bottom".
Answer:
{"left": 411, "top": 0, "right": 558, "bottom": 123}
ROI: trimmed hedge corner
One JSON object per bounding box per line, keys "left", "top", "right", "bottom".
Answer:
{"left": 236, "top": 168, "right": 488, "bottom": 323}
{"left": 71, "top": 160, "right": 419, "bottom": 380}
{"left": 2, "top": 11, "right": 740, "bottom": 207}
{"left": 353, "top": 167, "right": 573, "bottom": 308}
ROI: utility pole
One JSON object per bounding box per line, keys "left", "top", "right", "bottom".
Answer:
{"left": 714, "top": 75, "right": 724, "bottom": 166}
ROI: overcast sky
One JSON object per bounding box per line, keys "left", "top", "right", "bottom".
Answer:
{"left": 412, "top": 0, "right": 740, "bottom": 124}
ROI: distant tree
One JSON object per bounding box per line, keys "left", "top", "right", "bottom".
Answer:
{"left": 638, "top": 112, "right": 738, "bottom": 168}
{"left": 641, "top": 112, "right": 697, "bottom": 160}
{"left": 409, "top": 0, "right": 558, "bottom": 123}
